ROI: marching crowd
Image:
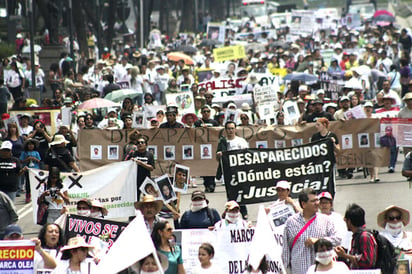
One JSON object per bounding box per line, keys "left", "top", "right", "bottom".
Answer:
{"left": 1, "top": 3, "right": 412, "bottom": 274}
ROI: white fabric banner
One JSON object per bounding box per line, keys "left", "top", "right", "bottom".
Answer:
{"left": 179, "top": 227, "right": 284, "bottom": 274}
{"left": 29, "top": 161, "right": 137, "bottom": 224}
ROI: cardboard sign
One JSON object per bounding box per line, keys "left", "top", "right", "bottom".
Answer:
{"left": 213, "top": 45, "right": 246, "bottom": 62}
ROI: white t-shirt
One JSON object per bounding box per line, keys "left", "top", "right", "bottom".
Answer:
{"left": 38, "top": 183, "right": 68, "bottom": 210}
{"left": 306, "top": 261, "right": 350, "bottom": 274}
{"left": 193, "top": 264, "right": 225, "bottom": 274}
{"left": 227, "top": 136, "right": 249, "bottom": 151}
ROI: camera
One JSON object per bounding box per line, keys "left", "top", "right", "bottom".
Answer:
{"left": 49, "top": 187, "right": 58, "bottom": 198}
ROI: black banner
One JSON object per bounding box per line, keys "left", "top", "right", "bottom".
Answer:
{"left": 64, "top": 214, "right": 128, "bottom": 248}
{"left": 221, "top": 139, "right": 336, "bottom": 205}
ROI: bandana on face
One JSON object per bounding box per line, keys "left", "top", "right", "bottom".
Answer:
{"left": 191, "top": 200, "right": 207, "bottom": 212}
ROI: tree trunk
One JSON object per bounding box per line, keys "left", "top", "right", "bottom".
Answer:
{"left": 72, "top": 0, "right": 87, "bottom": 57}
{"left": 180, "top": 0, "right": 194, "bottom": 32}
{"left": 209, "top": 0, "right": 224, "bottom": 21}
{"left": 106, "top": 0, "right": 117, "bottom": 50}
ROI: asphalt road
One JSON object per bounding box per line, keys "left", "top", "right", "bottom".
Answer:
{"left": 16, "top": 151, "right": 412, "bottom": 239}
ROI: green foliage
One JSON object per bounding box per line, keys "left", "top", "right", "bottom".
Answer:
{"left": 0, "top": 43, "right": 15, "bottom": 61}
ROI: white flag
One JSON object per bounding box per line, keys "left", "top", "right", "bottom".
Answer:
{"left": 95, "top": 211, "right": 157, "bottom": 273}
{"left": 248, "top": 205, "right": 286, "bottom": 273}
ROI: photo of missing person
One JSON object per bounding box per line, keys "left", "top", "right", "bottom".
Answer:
{"left": 108, "top": 145, "right": 119, "bottom": 160}
{"left": 341, "top": 134, "right": 353, "bottom": 150}
{"left": 358, "top": 133, "right": 370, "bottom": 148}
{"left": 173, "top": 164, "right": 190, "bottom": 193}
{"left": 147, "top": 145, "right": 158, "bottom": 161}
{"left": 396, "top": 260, "right": 410, "bottom": 274}
{"left": 275, "top": 140, "right": 286, "bottom": 149}
{"left": 200, "top": 144, "right": 212, "bottom": 159}
{"left": 291, "top": 138, "right": 302, "bottom": 147}
{"left": 164, "top": 145, "right": 175, "bottom": 160}
{"left": 256, "top": 141, "right": 268, "bottom": 148}
{"left": 155, "top": 175, "right": 176, "bottom": 203}
{"left": 374, "top": 133, "right": 381, "bottom": 148}
{"left": 182, "top": 145, "right": 194, "bottom": 160}
{"left": 90, "top": 145, "right": 102, "bottom": 160}
{"left": 139, "top": 177, "right": 161, "bottom": 200}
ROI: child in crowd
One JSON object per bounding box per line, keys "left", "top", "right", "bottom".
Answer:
{"left": 19, "top": 138, "right": 41, "bottom": 203}
{"left": 193, "top": 243, "right": 224, "bottom": 274}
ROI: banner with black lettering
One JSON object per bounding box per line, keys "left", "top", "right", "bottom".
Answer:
{"left": 221, "top": 139, "right": 335, "bottom": 204}
{"left": 0, "top": 240, "right": 35, "bottom": 274}
{"left": 64, "top": 214, "right": 127, "bottom": 248}
{"left": 179, "top": 228, "right": 285, "bottom": 274}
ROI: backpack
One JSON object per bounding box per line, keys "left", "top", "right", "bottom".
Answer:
{"left": 355, "top": 229, "right": 397, "bottom": 274}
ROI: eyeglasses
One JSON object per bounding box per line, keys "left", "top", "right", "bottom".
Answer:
{"left": 388, "top": 215, "right": 402, "bottom": 221}
{"left": 137, "top": 141, "right": 146, "bottom": 145}
{"left": 202, "top": 110, "right": 210, "bottom": 113}
{"left": 165, "top": 228, "right": 173, "bottom": 232}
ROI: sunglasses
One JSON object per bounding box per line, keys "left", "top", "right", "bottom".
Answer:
{"left": 205, "top": 96, "right": 212, "bottom": 99}
{"left": 202, "top": 110, "right": 210, "bottom": 113}
{"left": 137, "top": 141, "right": 146, "bottom": 145}
{"left": 241, "top": 117, "right": 248, "bottom": 120}
{"left": 388, "top": 216, "right": 402, "bottom": 221}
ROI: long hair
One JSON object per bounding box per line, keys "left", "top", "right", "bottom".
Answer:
{"left": 38, "top": 223, "right": 65, "bottom": 249}
{"left": 7, "top": 122, "right": 20, "bottom": 138}
{"left": 47, "top": 167, "right": 64, "bottom": 189}
{"left": 151, "top": 221, "right": 174, "bottom": 254}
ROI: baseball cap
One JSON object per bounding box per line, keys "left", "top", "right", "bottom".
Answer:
{"left": 0, "top": 141, "right": 13, "bottom": 150}
{"left": 4, "top": 224, "right": 23, "bottom": 238}
{"left": 318, "top": 192, "right": 333, "bottom": 200}
{"left": 340, "top": 96, "right": 350, "bottom": 102}
{"left": 276, "top": 180, "right": 290, "bottom": 190}
{"left": 191, "top": 190, "right": 206, "bottom": 200}
{"left": 364, "top": 101, "right": 373, "bottom": 107}
{"left": 225, "top": 201, "right": 240, "bottom": 210}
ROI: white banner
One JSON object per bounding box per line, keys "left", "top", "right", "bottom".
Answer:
{"left": 179, "top": 227, "right": 284, "bottom": 274}
{"left": 29, "top": 161, "right": 137, "bottom": 224}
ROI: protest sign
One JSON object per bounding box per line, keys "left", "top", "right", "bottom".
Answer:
{"left": 195, "top": 68, "right": 214, "bottom": 83}
{"left": 213, "top": 45, "right": 246, "bottom": 62}
{"left": 197, "top": 77, "right": 247, "bottom": 95}
{"left": 0, "top": 240, "right": 35, "bottom": 274}
{"left": 116, "top": 80, "right": 130, "bottom": 89}
{"left": 10, "top": 108, "right": 60, "bottom": 135}
{"left": 290, "top": 10, "right": 316, "bottom": 36}
{"left": 179, "top": 227, "right": 285, "bottom": 274}
{"left": 221, "top": 139, "right": 336, "bottom": 204}
{"left": 206, "top": 23, "right": 225, "bottom": 43}
{"left": 380, "top": 118, "right": 412, "bottom": 146}
{"left": 268, "top": 202, "right": 295, "bottom": 231}
{"left": 78, "top": 119, "right": 389, "bottom": 174}
{"left": 165, "top": 92, "right": 195, "bottom": 116}
{"left": 64, "top": 214, "right": 127, "bottom": 248}
{"left": 29, "top": 161, "right": 137, "bottom": 224}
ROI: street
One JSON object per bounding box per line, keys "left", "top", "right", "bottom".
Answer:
{"left": 16, "top": 151, "right": 412, "bottom": 239}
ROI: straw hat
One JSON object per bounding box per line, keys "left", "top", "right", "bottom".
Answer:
{"left": 49, "top": 135, "right": 70, "bottom": 146}
{"left": 60, "top": 236, "right": 94, "bottom": 251}
{"left": 134, "top": 195, "right": 163, "bottom": 213}
{"left": 377, "top": 205, "right": 410, "bottom": 228}
{"left": 90, "top": 199, "right": 108, "bottom": 216}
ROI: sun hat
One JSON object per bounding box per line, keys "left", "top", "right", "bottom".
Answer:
{"left": 134, "top": 195, "right": 163, "bottom": 213}
{"left": 90, "top": 199, "right": 108, "bottom": 216}
{"left": 182, "top": 113, "right": 198, "bottom": 124}
{"left": 377, "top": 205, "right": 410, "bottom": 228}
{"left": 60, "top": 236, "right": 94, "bottom": 251}
{"left": 275, "top": 180, "right": 290, "bottom": 190}
{"left": 49, "top": 135, "right": 70, "bottom": 146}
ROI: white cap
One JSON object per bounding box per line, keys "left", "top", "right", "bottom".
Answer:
{"left": 317, "top": 89, "right": 325, "bottom": 95}
{"left": 364, "top": 101, "right": 373, "bottom": 107}
{"left": 275, "top": 180, "right": 290, "bottom": 190}
{"left": 107, "top": 108, "right": 117, "bottom": 113}
{"left": 318, "top": 192, "right": 333, "bottom": 200}
{"left": 0, "top": 141, "right": 12, "bottom": 150}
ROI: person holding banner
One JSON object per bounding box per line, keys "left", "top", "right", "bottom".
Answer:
{"left": 151, "top": 221, "right": 185, "bottom": 274}
{"left": 266, "top": 180, "right": 301, "bottom": 215}
{"left": 175, "top": 190, "right": 220, "bottom": 229}
{"left": 311, "top": 117, "right": 340, "bottom": 153}
{"left": 34, "top": 223, "right": 64, "bottom": 272}
{"left": 213, "top": 201, "right": 250, "bottom": 229}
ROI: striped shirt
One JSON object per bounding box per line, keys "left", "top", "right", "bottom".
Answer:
{"left": 282, "top": 212, "right": 341, "bottom": 274}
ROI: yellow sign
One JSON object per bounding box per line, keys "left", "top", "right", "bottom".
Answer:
{"left": 213, "top": 45, "right": 246, "bottom": 62}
